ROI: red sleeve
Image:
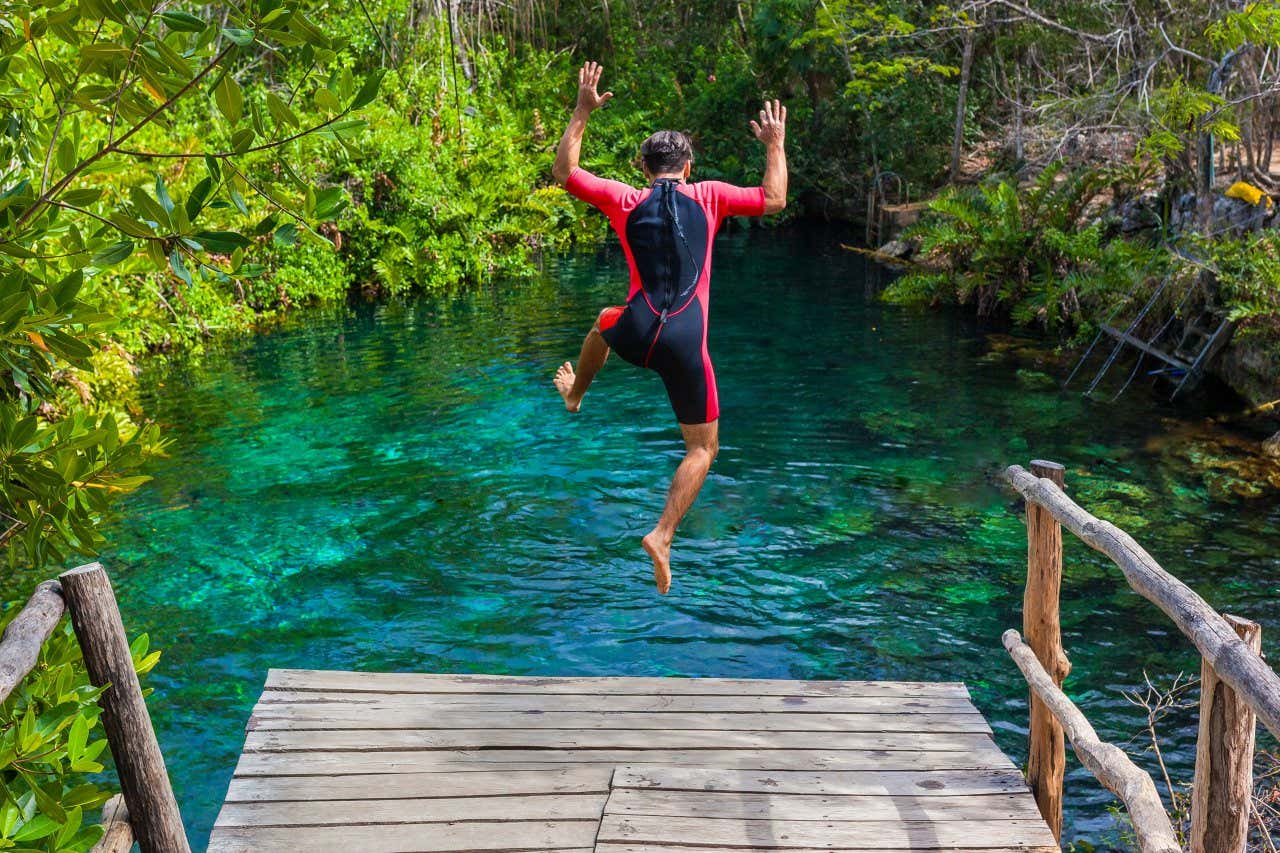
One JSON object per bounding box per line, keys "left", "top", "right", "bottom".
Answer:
{"left": 702, "top": 180, "right": 767, "bottom": 218}
{"left": 565, "top": 167, "right": 633, "bottom": 218}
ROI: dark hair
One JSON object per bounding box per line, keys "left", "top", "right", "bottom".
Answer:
{"left": 640, "top": 130, "right": 693, "bottom": 175}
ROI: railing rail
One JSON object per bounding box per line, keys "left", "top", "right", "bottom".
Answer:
{"left": 1005, "top": 460, "right": 1275, "bottom": 853}
{"left": 1007, "top": 463, "right": 1280, "bottom": 737}
{"left": 0, "top": 564, "right": 188, "bottom": 853}
{"left": 1003, "top": 629, "right": 1180, "bottom": 853}
{"left": 0, "top": 580, "right": 66, "bottom": 703}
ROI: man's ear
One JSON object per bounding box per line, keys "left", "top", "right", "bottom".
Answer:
{"left": 682, "top": 161, "right": 692, "bottom": 180}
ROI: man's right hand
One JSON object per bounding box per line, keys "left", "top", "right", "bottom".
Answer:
{"left": 575, "top": 61, "right": 614, "bottom": 113}
{"left": 750, "top": 99, "right": 786, "bottom": 147}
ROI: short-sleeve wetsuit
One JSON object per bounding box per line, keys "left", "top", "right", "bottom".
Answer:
{"left": 565, "top": 168, "right": 765, "bottom": 424}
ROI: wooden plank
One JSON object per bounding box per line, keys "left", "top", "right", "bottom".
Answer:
{"left": 241, "top": 728, "right": 999, "bottom": 753}
{"left": 264, "top": 670, "right": 970, "bottom": 698}
{"left": 253, "top": 690, "right": 980, "bottom": 714}
{"left": 247, "top": 708, "right": 993, "bottom": 734}
{"left": 206, "top": 822, "right": 596, "bottom": 853}
{"left": 232, "top": 747, "right": 1015, "bottom": 776}
{"left": 611, "top": 767, "right": 1032, "bottom": 797}
{"left": 604, "top": 788, "right": 1044, "bottom": 822}
{"left": 596, "top": 814, "right": 1059, "bottom": 848}
{"left": 215, "top": 793, "right": 606, "bottom": 827}
{"left": 596, "top": 846, "right": 1057, "bottom": 853}
{"left": 224, "top": 767, "right": 614, "bottom": 802}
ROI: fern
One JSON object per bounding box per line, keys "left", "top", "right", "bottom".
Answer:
{"left": 885, "top": 164, "right": 1148, "bottom": 327}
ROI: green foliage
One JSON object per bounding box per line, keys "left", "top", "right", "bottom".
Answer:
{"left": 887, "top": 165, "right": 1163, "bottom": 328}
{"left": 1137, "top": 78, "right": 1239, "bottom": 166}
{"left": 0, "top": 614, "right": 159, "bottom": 853}
{"left": 794, "top": 0, "right": 959, "bottom": 106}
{"left": 0, "top": 0, "right": 381, "bottom": 564}
{"left": 1201, "top": 231, "right": 1280, "bottom": 326}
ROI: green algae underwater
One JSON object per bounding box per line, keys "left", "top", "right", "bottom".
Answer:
{"left": 12, "top": 227, "right": 1280, "bottom": 849}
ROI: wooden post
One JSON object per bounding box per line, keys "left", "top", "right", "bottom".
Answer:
{"left": 1191, "top": 614, "right": 1261, "bottom": 853}
{"left": 1023, "top": 459, "right": 1070, "bottom": 840}
{"left": 59, "top": 564, "right": 190, "bottom": 853}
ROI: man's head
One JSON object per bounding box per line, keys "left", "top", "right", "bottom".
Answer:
{"left": 640, "top": 130, "right": 693, "bottom": 181}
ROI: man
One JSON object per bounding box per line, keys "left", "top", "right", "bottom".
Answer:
{"left": 551, "top": 61, "right": 787, "bottom": 595}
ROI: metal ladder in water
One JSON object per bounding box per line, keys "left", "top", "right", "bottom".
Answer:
{"left": 1068, "top": 255, "right": 1236, "bottom": 401}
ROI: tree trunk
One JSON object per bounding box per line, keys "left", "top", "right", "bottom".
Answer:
{"left": 951, "top": 27, "right": 976, "bottom": 183}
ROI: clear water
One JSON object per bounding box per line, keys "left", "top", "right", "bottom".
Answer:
{"left": 11, "top": 228, "right": 1280, "bottom": 849}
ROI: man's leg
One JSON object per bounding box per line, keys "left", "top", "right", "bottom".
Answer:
{"left": 642, "top": 419, "right": 719, "bottom": 595}
{"left": 554, "top": 308, "right": 614, "bottom": 412}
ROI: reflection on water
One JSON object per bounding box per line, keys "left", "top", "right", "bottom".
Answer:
{"left": 8, "top": 227, "right": 1277, "bottom": 849}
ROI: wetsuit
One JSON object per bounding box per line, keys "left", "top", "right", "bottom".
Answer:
{"left": 565, "top": 168, "right": 766, "bottom": 424}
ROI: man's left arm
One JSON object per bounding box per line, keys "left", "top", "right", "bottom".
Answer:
{"left": 751, "top": 99, "right": 787, "bottom": 215}
{"left": 552, "top": 61, "right": 613, "bottom": 186}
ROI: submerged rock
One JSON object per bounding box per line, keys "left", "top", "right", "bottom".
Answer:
{"left": 1149, "top": 419, "right": 1280, "bottom": 500}
{"left": 876, "top": 239, "right": 916, "bottom": 260}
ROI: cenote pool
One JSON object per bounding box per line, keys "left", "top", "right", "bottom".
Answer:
{"left": 13, "top": 227, "right": 1280, "bottom": 849}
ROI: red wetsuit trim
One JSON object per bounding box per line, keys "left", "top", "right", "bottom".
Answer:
{"left": 599, "top": 305, "right": 624, "bottom": 332}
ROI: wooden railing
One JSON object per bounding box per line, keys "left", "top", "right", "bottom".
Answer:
{"left": 1005, "top": 460, "right": 1276, "bottom": 853}
{"left": 0, "top": 563, "right": 189, "bottom": 853}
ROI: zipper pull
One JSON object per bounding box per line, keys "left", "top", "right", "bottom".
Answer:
{"left": 660, "top": 309, "right": 669, "bottom": 325}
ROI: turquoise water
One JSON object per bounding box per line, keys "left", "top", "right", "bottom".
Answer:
{"left": 13, "top": 228, "right": 1280, "bottom": 849}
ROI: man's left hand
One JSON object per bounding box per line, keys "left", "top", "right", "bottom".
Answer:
{"left": 750, "top": 99, "right": 786, "bottom": 147}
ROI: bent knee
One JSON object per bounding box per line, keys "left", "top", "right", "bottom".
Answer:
{"left": 688, "top": 437, "right": 718, "bottom": 462}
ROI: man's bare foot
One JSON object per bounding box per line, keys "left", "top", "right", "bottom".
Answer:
{"left": 554, "top": 361, "right": 581, "bottom": 412}
{"left": 642, "top": 530, "right": 672, "bottom": 595}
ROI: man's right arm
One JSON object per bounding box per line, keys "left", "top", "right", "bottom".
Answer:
{"left": 553, "top": 61, "right": 613, "bottom": 186}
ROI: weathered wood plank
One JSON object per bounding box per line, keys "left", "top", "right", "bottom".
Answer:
{"left": 606, "top": 788, "right": 1045, "bottom": 822}
{"left": 611, "top": 767, "right": 1031, "bottom": 797}
{"left": 595, "top": 847, "right": 1057, "bottom": 853}
{"left": 224, "top": 767, "right": 614, "bottom": 802}
{"left": 232, "top": 747, "right": 1015, "bottom": 776}
{"left": 241, "top": 728, "right": 999, "bottom": 753}
{"left": 206, "top": 822, "right": 596, "bottom": 853}
{"left": 214, "top": 672, "right": 1045, "bottom": 852}
{"left": 253, "top": 690, "right": 980, "bottom": 714}
{"left": 596, "top": 814, "right": 1059, "bottom": 848}
{"left": 264, "top": 670, "right": 970, "bottom": 698}
{"left": 215, "top": 793, "right": 606, "bottom": 827}
{"left": 246, "top": 708, "right": 993, "bottom": 733}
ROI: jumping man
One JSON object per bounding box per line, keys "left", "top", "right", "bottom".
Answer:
{"left": 551, "top": 61, "right": 788, "bottom": 595}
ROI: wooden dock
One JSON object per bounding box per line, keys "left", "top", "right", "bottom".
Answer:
{"left": 208, "top": 671, "right": 1058, "bottom": 852}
